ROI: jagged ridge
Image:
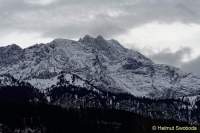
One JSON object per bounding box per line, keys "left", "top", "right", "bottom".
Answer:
{"left": 0, "top": 35, "right": 200, "bottom": 99}
{"left": 1, "top": 35, "right": 200, "bottom": 124}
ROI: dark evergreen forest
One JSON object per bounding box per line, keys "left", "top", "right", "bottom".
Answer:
{"left": 0, "top": 84, "right": 198, "bottom": 133}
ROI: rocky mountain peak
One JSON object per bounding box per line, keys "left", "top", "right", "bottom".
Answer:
{"left": 1, "top": 35, "right": 200, "bottom": 126}
{"left": 0, "top": 44, "right": 22, "bottom": 52}
{"left": 8, "top": 44, "right": 22, "bottom": 50}
{"left": 0, "top": 44, "right": 23, "bottom": 67}
{"left": 79, "top": 34, "right": 95, "bottom": 42}
{"left": 0, "top": 35, "right": 199, "bottom": 100}
{"left": 79, "top": 35, "right": 106, "bottom": 44}
{"left": 96, "top": 35, "right": 105, "bottom": 40}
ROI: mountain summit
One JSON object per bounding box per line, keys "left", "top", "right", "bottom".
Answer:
{"left": 0, "top": 35, "right": 199, "bottom": 99}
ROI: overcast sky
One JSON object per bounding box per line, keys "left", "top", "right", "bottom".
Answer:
{"left": 0, "top": 0, "right": 200, "bottom": 74}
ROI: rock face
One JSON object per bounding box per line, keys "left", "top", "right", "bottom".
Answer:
{"left": 0, "top": 35, "right": 200, "bottom": 99}
{"left": 1, "top": 35, "right": 200, "bottom": 124}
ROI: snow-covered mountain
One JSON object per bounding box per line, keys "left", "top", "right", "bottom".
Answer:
{"left": 0, "top": 35, "right": 200, "bottom": 100}
{"left": 2, "top": 35, "right": 200, "bottom": 124}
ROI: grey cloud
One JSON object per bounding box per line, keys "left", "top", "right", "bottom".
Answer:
{"left": 149, "top": 47, "right": 192, "bottom": 67}
{"left": 1, "top": 0, "right": 200, "bottom": 39}
{"left": 149, "top": 47, "right": 200, "bottom": 75}
{"left": 42, "top": 12, "right": 128, "bottom": 38}
{"left": 181, "top": 56, "right": 200, "bottom": 75}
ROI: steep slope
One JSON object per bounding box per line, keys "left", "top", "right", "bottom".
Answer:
{"left": 1, "top": 71, "right": 200, "bottom": 124}
{"left": 0, "top": 74, "right": 45, "bottom": 103}
{"left": 0, "top": 35, "right": 200, "bottom": 100}
{"left": 2, "top": 36, "right": 200, "bottom": 124}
